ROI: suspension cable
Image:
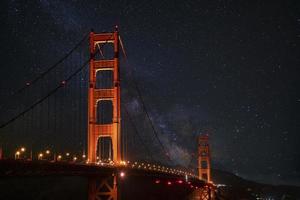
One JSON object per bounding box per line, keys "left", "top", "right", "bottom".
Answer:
{"left": 0, "top": 48, "right": 100, "bottom": 129}
{"left": 0, "top": 35, "right": 113, "bottom": 130}
{"left": 119, "top": 35, "right": 172, "bottom": 163}
{"left": 0, "top": 33, "right": 89, "bottom": 110}
{"left": 123, "top": 103, "right": 154, "bottom": 161}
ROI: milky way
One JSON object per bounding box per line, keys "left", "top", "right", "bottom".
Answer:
{"left": 0, "top": 0, "right": 299, "bottom": 186}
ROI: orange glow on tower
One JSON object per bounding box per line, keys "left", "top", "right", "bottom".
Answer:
{"left": 198, "top": 134, "right": 211, "bottom": 182}
{"left": 88, "top": 28, "right": 121, "bottom": 163}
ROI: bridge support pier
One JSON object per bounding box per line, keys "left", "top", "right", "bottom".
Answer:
{"left": 198, "top": 186, "right": 211, "bottom": 200}
{"left": 88, "top": 175, "right": 118, "bottom": 200}
{"left": 189, "top": 186, "right": 215, "bottom": 200}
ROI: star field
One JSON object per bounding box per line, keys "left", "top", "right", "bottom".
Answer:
{"left": 0, "top": 0, "right": 299, "bottom": 186}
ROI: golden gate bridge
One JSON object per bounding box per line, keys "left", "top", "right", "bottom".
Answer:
{"left": 0, "top": 26, "right": 218, "bottom": 200}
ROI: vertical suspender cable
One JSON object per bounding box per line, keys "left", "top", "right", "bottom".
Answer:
{"left": 119, "top": 36, "right": 172, "bottom": 164}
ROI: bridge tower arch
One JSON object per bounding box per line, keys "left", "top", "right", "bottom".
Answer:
{"left": 88, "top": 27, "right": 121, "bottom": 164}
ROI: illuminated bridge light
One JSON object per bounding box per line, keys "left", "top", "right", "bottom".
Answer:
{"left": 177, "top": 180, "right": 183, "bottom": 184}
{"left": 57, "top": 155, "right": 62, "bottom": 161}
{"left": 119, "top": 160, "right": 125, "bottom": 165}
{"left": 167, "top": 181, "right": 172, "bottom": 185}
{"left": 155, "top": 180, "right": 160, "bottom": 184}
{"left": 185, "top": 174, "right": 188, "bottom": 182}
{"left": 120, "top": 171, "right": 125, "bottom": 178}
{"left": 14, "top": 151, "right": 20, "bottom": 159}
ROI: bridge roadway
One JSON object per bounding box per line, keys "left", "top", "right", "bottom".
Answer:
{"left": 0, "top": 159, "right": 201, "bottom": 182}
{"left": 0, "top": 159, "right": 209, "bottom": 199}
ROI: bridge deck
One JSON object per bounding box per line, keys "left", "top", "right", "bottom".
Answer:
{"left": 0, "top": 159, "right": 205, "bottom": 187}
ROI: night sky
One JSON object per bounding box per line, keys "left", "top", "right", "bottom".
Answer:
{"left": 0, "top": 0, "right": 299, "bottom": 186}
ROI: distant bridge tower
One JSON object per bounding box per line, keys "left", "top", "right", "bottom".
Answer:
{"left": 190, "top": 134, "right": 214, "bottom": 200}
{"left": 88, "top": 27, "right": 121, "bottom": 164}
{"left": 198, "top": 134, "right": 211, "bottom": 182}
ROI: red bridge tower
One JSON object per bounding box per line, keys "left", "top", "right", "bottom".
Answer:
{"left": 87, "top": 27, "right": 120, "bottom": 200}
{"left": 88, "top": 28, "right": 121, "bottom": 164}
{"left": 198, "top": 134, "right": 211, "bottom": 182}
